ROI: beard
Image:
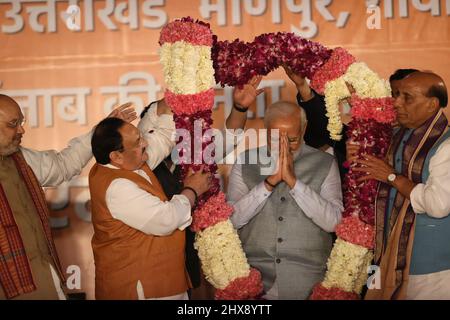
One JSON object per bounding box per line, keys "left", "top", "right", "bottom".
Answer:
{"left": 0, "top": 144, "right": 20, "bottom": 156}
{"left": 0, "top": 136, "right": 22, "bottom": 156}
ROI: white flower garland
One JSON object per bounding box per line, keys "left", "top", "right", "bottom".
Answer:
{"left": 322, "top": 238, "right": 374, "bottom": 294}
{"left": 160, "top": 41, "right": 214, "bottom": 95}
{"left": 161, "top": 33, "right": 256, "bottom": 296}
{"left": 194, "top": 220, "right": 250, "bottom": 289}
{"left": 323, "top": 62, "right": 391, "bottom": 141}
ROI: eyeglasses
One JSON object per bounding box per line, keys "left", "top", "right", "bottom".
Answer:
{"left": 3, "top": 118, "right": 26, "bottom": 129}
{"left": 287, "top": 136, "right": 301, "bottom": 144}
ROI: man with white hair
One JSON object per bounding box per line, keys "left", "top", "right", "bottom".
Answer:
{"left": 228, "top": 101, "right": 343, "bottom": 299}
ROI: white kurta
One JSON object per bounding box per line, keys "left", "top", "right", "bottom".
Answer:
{"left": 407, "top": 138, "right": 450, "bottom": 299}
{"left": 20, "top": 130, "right": 93, "bottom": 300}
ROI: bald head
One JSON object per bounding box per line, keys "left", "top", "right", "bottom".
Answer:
{"left": 0, "top": 94, "right": 25, "bottom": 156}
{"left": 0, "top": 94, "right": 21, "bottom": 115}
{"left": 404, "top": 71, "right": 448, "bottom": 108}
{"left": 264, "top": 101, "right": 307, "bottom": 130}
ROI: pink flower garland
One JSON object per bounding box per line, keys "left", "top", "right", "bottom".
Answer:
{"left": 161, "top": 18, "right": 264, "bottom": 299}
{"left": 159, "top": 17, "right": 213, "bottom": 46}
{"left": 165, "top": 89, "right": 215, "bottom": 116}
{"left": 212, "top": 32, "right": 331, "bottom": 87}
{"left": 310, "top": 47, "right": 356, "bottom": 94}
{"left": 343, "top": 119, "right": 393, "bottom": 226}
{"left": 173, "top": 111, "right": 222, "bottom": 208}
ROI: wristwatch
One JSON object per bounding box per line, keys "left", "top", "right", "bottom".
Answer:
{"left": 387, "top": 173, "right": 397, "bottom": 183}
{"left": 233, "top": 103, "right": 249, "bottom": 113}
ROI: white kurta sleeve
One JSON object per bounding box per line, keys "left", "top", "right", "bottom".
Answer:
{"left": 21, "top": 130, "right": 93, "bottom": 187}
{"left": 227, "top": 163, "right": 272, "bottom": 229}
{"left": 288, "top": 160, "right": 343, "bottom": 232}
{"left": 137, "top": 103, "right": 176, "bottom": 170}
{"left": 410, "top": 139, "right": 450, "bottom": 219}
{"left": 106, "top": 178, "right": 192, "bottom": 236}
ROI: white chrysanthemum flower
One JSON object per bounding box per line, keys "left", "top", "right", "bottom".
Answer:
{"left": 197, "top": 46, "right": 215, "bottom": 91}
{"left": 354, "top": 250, "right": 374, "bottom": 294}
{"left": 324, "top": 79, "right": 349, "bottom": 140}
{"left": 194, "top": 220, "right": 250, "bottom": 289}
{"left": 322, "top": 238, "right": 371, "bottom": 293}
{"left": 322, "top": 61, "right": 391, "bottom": 141}
{"left": 159, "top": 41, "right": 215, "bottom": 95}
{"left": 343, "top": 63, "right": 391, "bottom": 98}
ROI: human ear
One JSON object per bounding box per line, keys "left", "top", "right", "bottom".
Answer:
{"left": 299, "top": 123, "right": 306, "bottom": 141}
{"left": 427, "top": 97, "right": 440, "bottom": 113}
{"left": 431, "top": 97, "right": 440, "bottom": 109}
{"left": 109, "top": 151, "right": 123, "bottom": 165}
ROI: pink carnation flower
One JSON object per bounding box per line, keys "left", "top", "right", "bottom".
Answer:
{"left": 335, "top": 216, "right": 375, "bottom": 249}
{"left": 190, "top": 193, "right": 234, "bottom": 232}
{"left": 310, "top": 284, "right": 359, "bottom": 300}
{"left": 159, "top": 17, "right": 213, "bottom": 46}
{"left": 214, "top": 268, "right": 264, "bottom": 300}
{"left": 310, "top": 47, "right": 356, "bottom": 94}
{"left": 350, "top": 95, "right": 396, "bottom": 123}
{"left": 165, "top": 89, "right": 215, "bottom": 115}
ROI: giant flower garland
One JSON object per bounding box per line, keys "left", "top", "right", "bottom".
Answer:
{"left": 159, "top": 17, "right": 263, "bottom": 300}
{"left": 212, "top": 33, "right": 396, "bottom": 299}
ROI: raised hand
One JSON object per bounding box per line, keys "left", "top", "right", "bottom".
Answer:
{"left": 107, "top": 102, "right": 137, "bottom": 123}
{"left": 156, "top": 98, "right": 173, "bottom": 116}
{"left": 233, "top": 75, "right": 264, "bottom": 108}
{"left": 282, "top": 64, "right": 313, "bottom": 101}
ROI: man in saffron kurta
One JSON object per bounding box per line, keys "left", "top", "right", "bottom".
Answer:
{"left": 0, "top": 94, "right": 136, "bottom": 300}
{"left": 349, "top": 72, "right": 450, "bottom": 299}
{"left": 89, "top": 116, "right": 212, "bottom": 300}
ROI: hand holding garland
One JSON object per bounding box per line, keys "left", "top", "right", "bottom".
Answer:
{"left": 282, "top": 64, "right": 314, "bottom": 102}
{"left": 353, "top": 155, "right": 417, "bottom": 199}
{"left": 182, "top": 168, "right": 213, "bottom": 207}
{"left": 155, "top": 98, "right": 173, "bottom": 116}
